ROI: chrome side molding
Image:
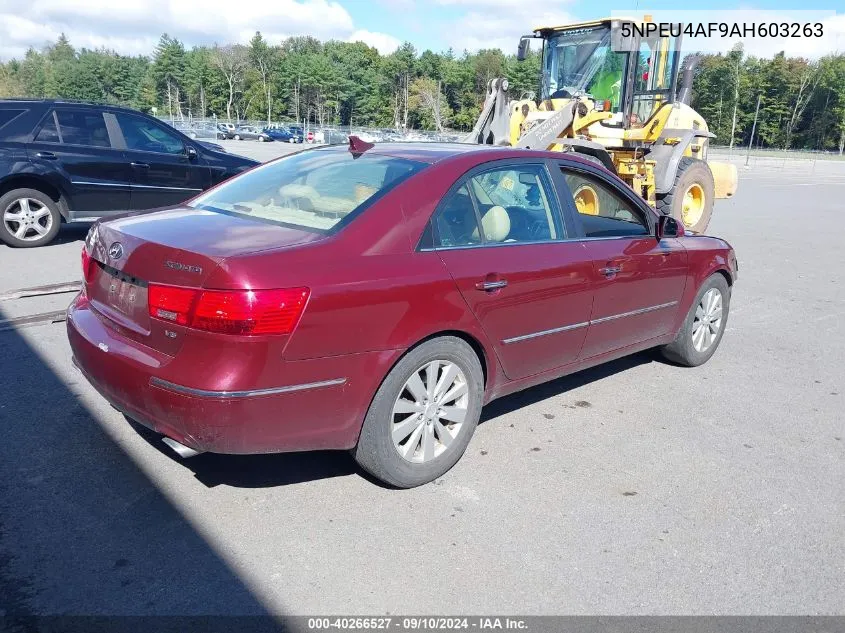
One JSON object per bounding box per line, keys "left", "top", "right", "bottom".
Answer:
{"left": 149, "top": 376, "right": 347, "bottom": 399}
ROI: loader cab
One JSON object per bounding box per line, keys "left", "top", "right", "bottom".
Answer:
{"left": 536, "top": 20, "right": 681, "bottom": 130}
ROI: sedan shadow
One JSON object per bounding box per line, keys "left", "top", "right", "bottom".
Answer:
{"left": 134, "top": 350, "right": 659, "bottom": 490}
{"left": 126, "top": 417, "right": 360, "bottom": 489}
{"left": 480, "top": 349, "right": 658, "bottom": 424}
{"left": 0, "top": 324, "right": 282, "bottom": 623}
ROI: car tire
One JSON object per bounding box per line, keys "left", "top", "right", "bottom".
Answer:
{"left": 656, "top": 157, "right": 715, "bottom": 234}
{"left": 234, "top": 134, "right": 241, "bottom": 141}
{"left": 354, "top": 336, "right": 484, "bottom": 488}
{"left": 660, "top": 273, "right": 730, "bottom": 367}
{"left": 0, "top": 188, "right": 62, "bottom": 248}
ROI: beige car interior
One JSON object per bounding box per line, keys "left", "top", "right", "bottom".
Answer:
{"left": 467, "top": 170, "right": 557, "bottom": 242}
{"left": 221, "top": 181, "right": 381, "bottom": 230}
{"left": 471, "top": 206, "right": 511, "bottom": 242}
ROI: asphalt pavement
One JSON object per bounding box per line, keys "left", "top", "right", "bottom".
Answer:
{"left": 1, "top": 143, "right": 843, "bottom": 617}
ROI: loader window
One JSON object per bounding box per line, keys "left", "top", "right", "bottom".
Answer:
{"left": 562, "top": 170, "right": 650, "bottom": 238}
{"left": 542, "top": 26, "right": 626, "bottom": 112}
{"left": 630, "top": 36, "right": 679, "bottom": 126}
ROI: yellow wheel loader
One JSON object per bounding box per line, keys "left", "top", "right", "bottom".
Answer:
{"left": 464, "top": 18, "right": 738, "bottom": 233}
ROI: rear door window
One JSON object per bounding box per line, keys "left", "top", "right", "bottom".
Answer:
{"left": 34, "top": 113, "right": 61, "bottom": 143}
{"left": 55, "top": 110, "right": 111, "bottom": 147}
{"left": 432, "top": 184, "right": 482, "bottom": 248}
{"left": 116, "top": 113, "right": 185, "bottom": 155}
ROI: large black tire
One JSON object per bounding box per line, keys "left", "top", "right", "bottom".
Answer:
{"left": 354, "top": 336, "right": 484, "bottom": 488}
{"left": 656, "top": 157, "right": 715, "bottom": 234}
{"left": 0, "top": 188, "right": 62, "bottom": 248}
{"left": 661, "top": 274, "right": 730, "bottom": 367}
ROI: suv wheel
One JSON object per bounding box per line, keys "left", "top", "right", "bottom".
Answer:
{"left": 0, "top": 188, "right": 61, "bottom": 248}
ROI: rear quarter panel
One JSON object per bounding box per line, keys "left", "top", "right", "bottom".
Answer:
{"left": 202, "top": 170, "right": 505, "bottom": 394}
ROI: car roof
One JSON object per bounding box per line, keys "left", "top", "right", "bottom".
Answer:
{"left": 0, "top": 98, "right": 144, "bottom": 114}
{"left": 310, "top": 142, "right": 606, "bottom": 170}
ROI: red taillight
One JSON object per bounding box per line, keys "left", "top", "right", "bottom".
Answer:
{"left": 148, "top": 284, "right": 196, "bottom": 325}
{"left": 81, "top": 248, "right": 96, "bottom": 284}
{"left": 147, "top": 284, "right": 310, "bottom": 336}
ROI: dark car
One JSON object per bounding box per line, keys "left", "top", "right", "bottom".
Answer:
{"left": 232, "top": 126, "right": 272, "bottom": 142}
{"left": 0, "top": 100, "right": 259, "bottom": 247}
{"left": 264, "top": 127, "right": 302, "bottom": 143}
{"left": 68, "top": 140, "right": 737, "bottom": 488}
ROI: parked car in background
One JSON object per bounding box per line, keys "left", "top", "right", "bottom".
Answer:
{"left": 0, "top": 100, "right": 259, "bottom": 247}
{"left": 172, "top": 123, "right": 218, "bottom": 140}
{"left": 68, "top": 140, "right": 737, "bottom": 487}
{"left": 232, "top": 126, "right": 272, "bottom": 142}
{"left": 264, "top": 127, "right": 303, "bottom": 143}
{"left": 216, "top": 124, "right": 234, "bottom": 139}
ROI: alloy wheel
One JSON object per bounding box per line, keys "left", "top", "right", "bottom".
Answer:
{"left": 391, "top": 360, "right": 468, "bottom": 464}
{"left": 3, "top": 198, "right": 53, "bottom": 242}
{"left": 692, "top": 287, "right": 723, "bottom": 352}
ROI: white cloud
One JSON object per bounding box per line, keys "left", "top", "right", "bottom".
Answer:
{"left": 443, "top": 7, "right": 576, "bottom": 53}
{"left": 347, "top": 30, "right": 401, "bottom": 54}
{"left": 0, "top": 0, "right": 379, "bottom": 59}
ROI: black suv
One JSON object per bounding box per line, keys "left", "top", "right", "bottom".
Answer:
{"left": 0, "top": 100, "right": 259, "bottom": 247}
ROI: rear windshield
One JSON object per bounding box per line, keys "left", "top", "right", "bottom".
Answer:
{"left": 190, "top": 149, "right": 425, "bottom": 232}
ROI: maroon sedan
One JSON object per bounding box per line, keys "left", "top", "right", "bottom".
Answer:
{"left": 68, "top": 141, "right": 737, "bottom": 487}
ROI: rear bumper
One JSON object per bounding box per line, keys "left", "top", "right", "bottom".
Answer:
{"left": 67, "top": 295, "right": 402, "bottom": 454}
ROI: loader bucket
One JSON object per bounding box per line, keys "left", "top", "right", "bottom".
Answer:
{"left": 709, "top": 161, "right": 738, "bottom": 199}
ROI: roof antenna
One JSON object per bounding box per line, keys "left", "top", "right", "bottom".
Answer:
{"left": 348, "top": 135, "right": 374, "bottom": 156}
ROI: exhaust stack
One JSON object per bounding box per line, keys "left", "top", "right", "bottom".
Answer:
{"left": 677, "top": 55, "right": 701, "bottom": 106}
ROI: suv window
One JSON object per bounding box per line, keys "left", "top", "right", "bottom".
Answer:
{"left": 0, "top": 109, "right": 25, "bottom": 130}
{"left": 55, "top": 110, "right": 111, "bottom": 147}
{"left": 116, "top": 113, "right": 184, "bottom": 155}
{"left": 561, "top": 170, "right": 650, "bottom": 238}
{"left": 34, "top": 114, "right": 60, "bottom": 143}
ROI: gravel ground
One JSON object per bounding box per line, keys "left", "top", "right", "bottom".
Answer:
{"left": 0, "top": 148, "right": 842, "bottom": 617}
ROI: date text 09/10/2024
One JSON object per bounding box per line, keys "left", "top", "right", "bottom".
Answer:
{"left": 306, "top": 617, "right": 528, "bottom": 631}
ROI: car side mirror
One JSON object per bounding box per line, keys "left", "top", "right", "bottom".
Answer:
{"left": 186, "top": 146, "right": 198, "bottom": 160}
{"left": 656, "top": 215, "right": 683, "bottom": 239}
{"left": 517, "top": 37, "right": 530, "bottom": 62}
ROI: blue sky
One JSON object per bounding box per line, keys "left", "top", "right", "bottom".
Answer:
{"left": 0, "top": 0, "right": 842, "bottom": 61}
{"left": 345, "top": 0, "right": 844, "bottom": 57}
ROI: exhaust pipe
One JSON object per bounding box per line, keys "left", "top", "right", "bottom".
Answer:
{"left": 677, "top": 54, "right": 701, "bottom": 106}
{"left": 162, "top": 436, "right": 205, "bottom": 458}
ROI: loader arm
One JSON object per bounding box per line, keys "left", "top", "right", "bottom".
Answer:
{"left": 513, "top": 102, "right": 578, "bottom": 150}
{"left": 462, "top": 78, "right": 512, "bottom": 145}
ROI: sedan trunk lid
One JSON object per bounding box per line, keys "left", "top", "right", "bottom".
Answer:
{"left": 84, "top": 207, "right": 323, "bottom": 355}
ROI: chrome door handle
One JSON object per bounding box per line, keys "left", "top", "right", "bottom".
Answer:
{"left": 475, "top": 279, "right": 508, "bottom": 291}
{"left": 600, "top": 266, "right": 622, "bottom": 276}
{"left": 36, "top": 151, "right": 57, "bottom": 159}
{"left": 130, "top": 162, "right": 150, "bottom": 169}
